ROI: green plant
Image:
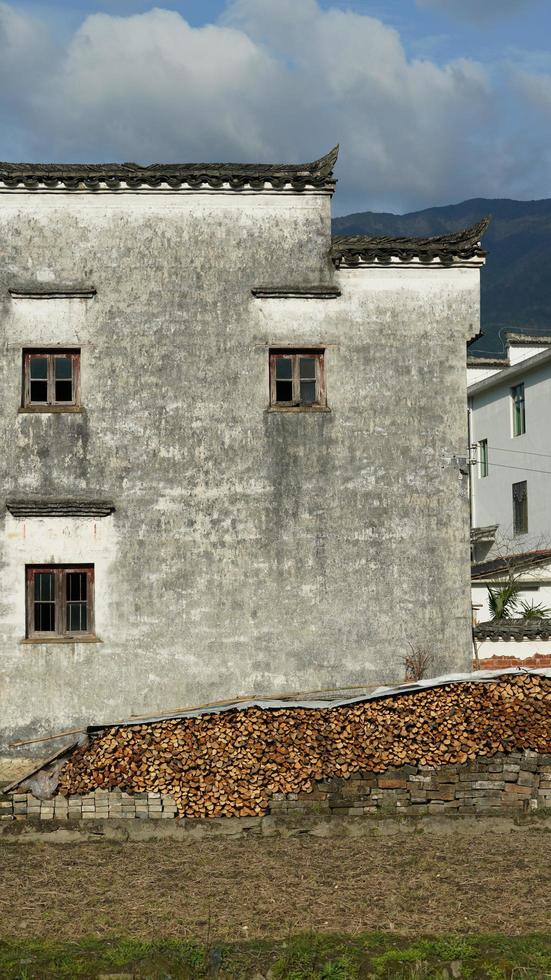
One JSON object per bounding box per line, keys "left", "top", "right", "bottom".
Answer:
{"left": 488, "top": 583, "right": 521, "bottom": 619}
{"left": 321, "top": 955, "right": 358, "bottom": 979}
{"left": 517, "top": 600, "right": 551, "bottom": 620}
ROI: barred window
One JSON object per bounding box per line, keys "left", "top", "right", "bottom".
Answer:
{"left": 512, "top": 481, "right": 528, "bottom": 536}
{"left": 26, "top": 565, "right": 94, "bottom": 640}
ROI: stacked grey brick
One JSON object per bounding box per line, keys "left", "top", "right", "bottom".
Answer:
{"left": 2, "top": 751, "right": 550, "bottom": 823}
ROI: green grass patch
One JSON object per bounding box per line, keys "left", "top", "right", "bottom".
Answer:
{"left": 0, "top": 933, "right": 550, "bottom": 979}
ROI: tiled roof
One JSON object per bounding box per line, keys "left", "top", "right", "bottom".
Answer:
{"left": 505, "top": 332, "right": 551, "bottom": 346}
{"left": 467, "top": 356, "right": 509, "bottom": 368}
{"left": 470, "top": 525, "right": 499, "bottom": 545}
{"left": 0, "top": 146, "right": 339, "bottom": 191}
{"left": 251, "top": 285, "right": 341, "bottom": 298}
{"left": 472, "top": 549, "right": 551, "bottom": 579}
{"left": 331, "top": 217, "right": 490, "bottom": 266}
{"left": 474, "top": 619, "right": 551, "bottom": 641}
{"left": 6, "top": 500, "right": 115, "bottom": 518}
{"left": 9, "top": 288, "right": 96, "bottom": 299}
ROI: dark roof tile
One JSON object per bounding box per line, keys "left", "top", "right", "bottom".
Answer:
{"left": 506, "top": 332, "right": 551, "bottom": 346}
{"left": 0, "top": 146, "right": 339, "bottom": 191}
{"left": 467, "top": 356, "right": 509, "bottom": 367}
{"left": 251, "top": 284, "right": 340, "bottom": 298}
{"left": 474, "top": 618, "right": 551, "bottom": 641}
{"left": 6, "top": 499, "right": 115, "bottom": 518}
{"left": 472, "top": 549, "right": 551, "bottom": 579}
{"left": 331, "top": 217, "right": 491, "bottom": 266}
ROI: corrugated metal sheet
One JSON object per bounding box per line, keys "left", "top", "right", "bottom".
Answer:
{"left": 88, "top": 666, "right": 551, "bottom": 731}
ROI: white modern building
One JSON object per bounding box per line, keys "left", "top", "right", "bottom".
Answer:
{"left": 468, "top": 333, "right": 551, "bottom": 667}
{"left": 468, "top": 333, "right": 551, "bottom": 560}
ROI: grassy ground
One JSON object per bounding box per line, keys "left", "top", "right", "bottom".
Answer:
{"left": 1, "top": 832, "right": 549, "bottom": 977}
{"left": 1, "top": 833, "right": 549, "bottom": 939}
{"left": 1, "top": 933, "right": 550, "bottom": 978}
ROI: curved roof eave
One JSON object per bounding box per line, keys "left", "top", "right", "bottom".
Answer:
{"left": 0, "top": 145, "right": 340, "bottom": 191}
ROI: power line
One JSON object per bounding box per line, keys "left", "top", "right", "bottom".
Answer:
{"left": 477, "top": 460, "right": 551, "bottom": 476}
{"left": 487, "top": 445, "right": 551, "bottom": 461}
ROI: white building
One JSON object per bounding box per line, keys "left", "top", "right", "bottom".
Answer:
{"left": 468, "top": 333, "right": 551, "bottom": 668}
{"left": 468, "top": 332, "right": 551, "bottom": 558}
{"left": 471, "top": 549, "right": 551, "bottom": 667}
{"left": 0, "top": 149, "right": 486, "bottom": 755}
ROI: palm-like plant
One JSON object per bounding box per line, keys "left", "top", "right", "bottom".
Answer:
{"left": 517, "top": 600, "right": 551, "bottom": 620}
{"left": 487, "top": 583, "right": 520, "bottom": 620}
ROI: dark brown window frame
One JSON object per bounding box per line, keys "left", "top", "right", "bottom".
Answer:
{"left": 25, "top": 564, "right": 95, "bottom": 641}
{"left": 22, "top": 349, "right": 81, "bottom": 411}
{"left": 269, "top": 349, "right": 327, "bottom": 410}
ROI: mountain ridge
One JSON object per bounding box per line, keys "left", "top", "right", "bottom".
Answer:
{"left": 332, "top": 198, "right": 551, "bottom": 355}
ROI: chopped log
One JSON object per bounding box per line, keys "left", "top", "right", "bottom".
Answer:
{"left": 56, "top": 675, "right": 551, "bottom": 818}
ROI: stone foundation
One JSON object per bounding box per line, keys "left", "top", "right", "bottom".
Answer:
{"left": 2, "top": 750, "right": 550, "bottom": 823}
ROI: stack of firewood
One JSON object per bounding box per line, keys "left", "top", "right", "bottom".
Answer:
{"left": 57, "top": 674, "right": 551, "bottom": 817}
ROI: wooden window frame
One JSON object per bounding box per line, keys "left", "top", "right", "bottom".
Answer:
{"left": 269, "top": 349, "right": 326, "bottom": 410}
{"left": 25, "top": 565, "right": 95, "bottom": 641}
{"left": 511, "top": 382, "right": 526, "bottom": 437}
{"left": 22, "top": 349, "right": 81, "bottom": 411}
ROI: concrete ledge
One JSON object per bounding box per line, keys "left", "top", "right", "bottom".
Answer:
{"left": 1, "top": 811, "right": 551, "bottom": 843}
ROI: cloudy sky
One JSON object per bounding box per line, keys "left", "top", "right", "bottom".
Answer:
{"left": 2, "top": 0, "right": 551, "bottom": 214}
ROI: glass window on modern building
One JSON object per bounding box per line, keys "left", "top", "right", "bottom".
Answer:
{"left": 511, "top": 383, "right": 525, "bottom": 437}
{"left": 478, "top": 439, "right": 489, "bottom": 477}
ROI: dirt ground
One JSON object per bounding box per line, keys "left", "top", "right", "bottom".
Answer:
{"left": 1, "top": 831, "right": 550, "bottom": 942}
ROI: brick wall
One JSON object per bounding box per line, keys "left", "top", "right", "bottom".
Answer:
{"left": 2, "top": 750, "right": 550, "bottom": 822}
{"left": 473, "top": 654, "right": 551, "bottom": 671}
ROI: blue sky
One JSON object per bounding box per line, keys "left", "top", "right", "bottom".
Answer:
{"left": 2, "top": 0, "right": 551, "bottom": 214}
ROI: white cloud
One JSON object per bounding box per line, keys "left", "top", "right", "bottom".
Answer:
{"left": 512, "top": 68, "right": 551, "bottom": 115}
{"left": 0, "top": 0, "right": 542, "bottom": 211}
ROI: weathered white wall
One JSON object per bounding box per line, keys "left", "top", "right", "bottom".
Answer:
{"left": 467, "top": 364, "right": 503, "bottom": 386}
{"left": 509, "top": 344, "right": 550, "bottom": 365}
{"left": 0, "top": 186, "right": 479, "bottom": 750}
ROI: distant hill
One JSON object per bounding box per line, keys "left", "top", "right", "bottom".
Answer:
{"left": 332, "top": 199, "right": 551, "bottom": 356}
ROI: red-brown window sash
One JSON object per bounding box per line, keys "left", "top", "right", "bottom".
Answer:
{"left": 269, "top": 350, "right": 325, "bottom": 407}
{"left": 25, "top": 565, "right": 95, "bottom": 639}
{"left": 23, "top": 350, "right": 81, "bottom": 408}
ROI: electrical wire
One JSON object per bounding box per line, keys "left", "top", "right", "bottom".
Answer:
{"left": 473, "top": 460, "right": 551, "bottom": 476}
{"left": 486, "top": 445, "right": 551, "bottom": 461}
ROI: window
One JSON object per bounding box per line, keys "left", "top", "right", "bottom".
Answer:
{"left": 26, "top": 565, "right": 94, "bottom": 639}
{"left": 478, "top": 439, "right": 489, "bottom": 478}
{"left": 511, "top": 382, "right": 525, "bottom": 436}
{"left": 23, "top": 350, "right": 80, "bottom": 409}
{"left": 512, "top": 481, "right": 528, "bottom": 536}
{"left": 269, "top": 350, "right": 326, "bottom": 409}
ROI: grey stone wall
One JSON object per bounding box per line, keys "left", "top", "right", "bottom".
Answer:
{"left": 0, "top": 189, "right": 478, "bottom": 748}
